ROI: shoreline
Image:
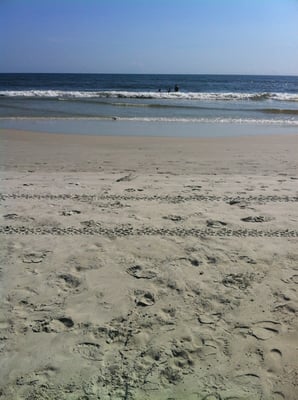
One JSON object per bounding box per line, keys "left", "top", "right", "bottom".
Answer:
{"left": 1, "top": 118, "right": 298, "bottom": 138}
{"left": 1, "top": 127, "right": 297, "bottom": 399}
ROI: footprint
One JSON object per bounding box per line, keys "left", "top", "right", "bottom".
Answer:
{"left": 267, "top": 348, "right": 283, "bottom": 373}
{"left": 171, "top": 345, "right": 194, "bottom": 368}
{"left": 207, "top": 256, "right": 217, "bottom": 264}
{"left": 30, "top": 318, "right": 51, "bottom": 333}
{"left": 3, "top": 213, "right": 19, "bottom": 220}
{"left": 198, "top": 343, "right": 217, "bottom": 358}
{"left": 160, "top": 366, "right": 182, "bottom": 384}
{"left": 229, "top": 199, "right": 242, "bottom": 205}
{"left": 289, "top": 274, "right": 298, "bottom": 284}
{"left": 234, "top": 373, "right": 260, "bottom": 385}
{"left": 126, "top": 265, "right": 157, "bottom": 280}
{"left": 49, "top": 317, "right": 74, "bottom": 332}
{"left": 270, "top": 348, "right": 282, "bottom": 360}
{"left": 199, "top": 336, "right": 229, "bottom": 358}
{"left": 241, "top": 216, "right": 272, "bottom": 223}
{"left": 22, "top": 251, "right": 48, "bottom": 263}
{"left": 223, "top": 397, "right": 243, "bottom": 400}
{"left": 239, "top": 255, "right": 256, "bottom": 264}
{"left": 222, "top": 273, "right": 254, "bottom": 290}
{"left": 31, "top": 317, "right": 74, "bottom": 333}
{"left": 58, "top": 273, "right": 81, "bottom": 289}
{"left": 75, "top": 342, "right": 103, "bottom": 361}
{"left": 162, "top": 215, "right": 184, "bottom": 222}
{"left": 15, "top": 366, "right": 58, "bottom": 387}
{"left": 3, "top": 214, "right": 34, "bottom": 223}
{"left": 135, "top": 290, "right": 155, "bottom": 307}
{"left": 34, "top": 366, "right": 58, "bottom": 380}
{"left": 202, "top": 394, "right": 222, "bottom": 400}
{"left": 80, "top": 220, "right": 100, "bottom": 227}
{"left": 271, "top": 392, "right": 285, "bottom": 400}
{"left": 206, "top": 220, "right": 227, "bottom": 228}
{"left": 60, "top": 210, "right": 81, "bottom": 216}
{"left": 198, "top": 314, "right": 221, "bottom": 325}
{"left": 250, "top": 321, "right": 280, "bottom": 340}
{"left": 184, "top": 185, "right": 202, "bottom": 190}
{"left": 47, "top": 273, "right": 82, "bottom": 293}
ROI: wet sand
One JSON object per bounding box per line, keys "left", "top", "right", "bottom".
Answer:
{"left": 0, "top": 128, "right": 298, "bottom": 399}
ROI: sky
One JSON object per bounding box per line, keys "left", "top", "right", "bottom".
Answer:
{"left": 0, "top": 0, "right": 298, "bottom": 75}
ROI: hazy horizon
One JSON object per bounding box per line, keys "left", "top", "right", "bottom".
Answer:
{"left": 0, "top": 72, "right": 298, "bottom": 77}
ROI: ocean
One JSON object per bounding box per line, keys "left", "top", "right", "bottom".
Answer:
{"left": 0, "top": 73, "right": 297, "bottom": 137}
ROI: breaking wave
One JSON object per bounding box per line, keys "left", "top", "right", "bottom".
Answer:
{"left": 1, "top": 90, "right": 298, "bottom": 102}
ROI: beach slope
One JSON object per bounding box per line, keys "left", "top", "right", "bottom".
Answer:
{"left": 0, "top": 129, "right": 297, "bottom": 400}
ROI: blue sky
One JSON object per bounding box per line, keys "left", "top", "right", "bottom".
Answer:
{"left": 0, "top": 0, "right": 297, "bottom": 75}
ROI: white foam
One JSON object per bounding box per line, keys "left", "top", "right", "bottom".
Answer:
{"left": 1, "top": 116, "right": 297, "bottom": 126}
{"left": 0, "top": 90, "right": 94, "bottom": 98}
{"left": 118, "top": 117, "right": 298, "bottom": 125}
{"left": 0, "top": 90, "right": 297, "bottom": 102}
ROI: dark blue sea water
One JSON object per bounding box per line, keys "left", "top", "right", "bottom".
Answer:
{"left": 0, "top": 73, "right": 297, "bottom": 136}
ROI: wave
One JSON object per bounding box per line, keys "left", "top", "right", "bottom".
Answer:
{"left": 0, "top": 90, "right": 298, "bottom": 102}
{"left": 116, "top": 117, "right": 298, "bottom": 126}
{"left": 1, "top": 116, "right": 297, "bottom": 126}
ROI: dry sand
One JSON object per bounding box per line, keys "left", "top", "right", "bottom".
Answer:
{"left": 0, "top": 128, "right": 297, "bottom": 400}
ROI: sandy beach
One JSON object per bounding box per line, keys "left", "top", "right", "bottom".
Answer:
{"left": 0, "top": 128, "right": 297, "bottom": 400}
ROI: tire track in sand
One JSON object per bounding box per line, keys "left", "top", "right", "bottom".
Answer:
{"left": 0, "top": 224, "right": 297, "bottom": 237}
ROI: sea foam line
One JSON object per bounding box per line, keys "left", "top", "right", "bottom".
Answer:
{"left": 0, "top": 90, "right": 298, "bottom": 101}
{"left": 1, "top": 116, "right": 297, "bottom": 125}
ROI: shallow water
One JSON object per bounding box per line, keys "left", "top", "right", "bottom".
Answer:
{"left": 1, "top": 73, "right": 297, "bottom": 136}
{"left": 1, "top": 118, "right": 297, "bottom": 138}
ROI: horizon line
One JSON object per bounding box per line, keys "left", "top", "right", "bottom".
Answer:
{"left": 0, "top": 71, "right": 297, "bottom": 77}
